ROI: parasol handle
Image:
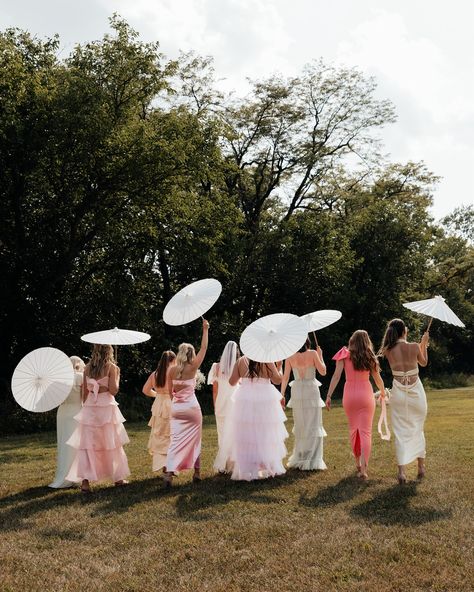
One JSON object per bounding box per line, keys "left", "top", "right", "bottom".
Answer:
{"left": 426, "top": 317, "right": 433, "bottom": 332}
{"left": 114, "top": 345, "right": 118, "bottom": 362}
{"left": 312, "top": 331, "right": 319, "bottom": 348}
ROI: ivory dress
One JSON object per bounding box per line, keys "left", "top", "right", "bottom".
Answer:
{"left": 208, "top": 363, "right": 239, "bottom": 472}
{"left": 390, "top": 369, "right": 427, "bottom": 465}
{"left": 66, "top": 375, "right": 130, "bottom": 483}
{"left": 333, "top": 347, "right": 375, "bottom": 465}
{"left": 224, "top": 377, "right": 288, "bottom": 481}
{"left": 48, "top": 370, "right": 83, "bottom": 488}
{"left": 287, "top": 366, "right": 327, "bottom": 470}
{"left": 165, "top": 378, "right": 202, "bottom": 473}
{"left": 143, "top": 372, "right": 172, "bottom": 472}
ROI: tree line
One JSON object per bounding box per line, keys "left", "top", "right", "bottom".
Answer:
{"left": 1, "top": 17, "right": 472, "bottom": 433}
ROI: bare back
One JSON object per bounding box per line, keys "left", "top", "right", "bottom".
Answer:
{"left": 386, "top": 342, "right": 421, "bottom": 385}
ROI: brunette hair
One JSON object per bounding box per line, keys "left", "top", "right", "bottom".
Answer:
{"left": 298, "top": 337, "right": 311, "bottom": 353}
{"left": 155, "top": 350, "right": 176, "bottom": 388}
{"left": 378, "top": 318, "right": 406, "bottom": 357}
{"left": 88, "top": 344, "right": 115, "bottom": 379}
{"left": 348, "top": 330, "right": 378, "bottom": 372}
{"left": 175, "top": 343, "right": 196, "bottom": 378}
{"left": 248, "top": 358, "right": 263, "bottom": 378}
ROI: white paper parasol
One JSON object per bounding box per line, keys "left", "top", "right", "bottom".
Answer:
{"left": 301, "top": 310, "right": 342, "bottom": 332}
{"left": 163, "top": 278, "right": 222, "bottom": 326}
{"left": 403, "top": 295, "right": 465, "bottom": 329}
{"left": 81, "top": 327, "right": 151, "bottom": 345}
{"left": 11, "top": 347, "right": 74, "bottom": 412}
{"left": 240, "top": 313, "right": 308, "bottom": 363}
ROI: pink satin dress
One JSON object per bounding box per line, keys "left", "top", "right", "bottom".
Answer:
{"left": 333, "top": 347, "right": 375, "bottom": 464}
{"left": 66, "top": 375, "right": 130, "bottom": 483}
{"left": 165, "top": 378, "right": 202, "bottom": 473}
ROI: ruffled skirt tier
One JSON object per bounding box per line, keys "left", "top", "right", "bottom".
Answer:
{"left": 66, "top": 392, "right": 130, "bottom": 483}
{"left": 223, "top": 379, "right": 288, "bottom": 481}
{"left": 147, "top": 395, "right": 172, "bottom": 471}
{"left": 287, "top": 380, "right": 327, "bottom": 470}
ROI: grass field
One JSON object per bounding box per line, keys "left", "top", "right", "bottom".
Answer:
{"left": 1, "top": 388, "right": 473, "bottom": 592}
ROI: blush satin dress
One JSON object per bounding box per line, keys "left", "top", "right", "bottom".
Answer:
{"left": 333, "top": 347, "right": 375, "bottom": 466}
{"left": 165, "top": 378, "right": 202, "bottom": 473}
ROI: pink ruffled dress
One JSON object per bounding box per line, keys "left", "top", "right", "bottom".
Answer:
{"left": 165, "top": 378, "right": 202, "bottom": 473}
{"left": 222, "top": 377, "right": 288, "bottom": 481}
{"left": 333, "top": 347, "right": 375, "bottom": 465}
{"left": 66, "top": 375, "right": 130, "bottom": 483}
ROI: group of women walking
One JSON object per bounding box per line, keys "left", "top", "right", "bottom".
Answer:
{"left": 48, "top": 317, "right": 430, "bottom": 492}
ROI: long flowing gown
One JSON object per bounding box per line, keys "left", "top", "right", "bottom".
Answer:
{"left": 48, "top": 370, "right": 83, "bottom": 488}
{"left": 208, "top": 363, "right": 238, "bottom": 472}
{"left": 165, "top": 378, "right": 202, "bottom": 473}
{"left": 224, "top": 377, "right": 288, "bottom": 481}
{"left": 287, "top": 366, "right": 327, "bottom": 470}
{"left": 66, "top": 375, "right": 130, "bottom": 483}
{"left": 143, "top": 372, "right": 172, "bottom": 472}
{"left": 390, "top": 369, "right": 427, "bottom": 465}
{"left": 333, "top": 347, "right": 375, "bottom": 465}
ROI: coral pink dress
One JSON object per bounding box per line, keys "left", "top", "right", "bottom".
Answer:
{"left": 165, "top": 378, "right": 202, "bottom": 473}
{"left": 333, "top": 347, "right": 375, "bottom": 464}
{"left": 66, "top": 375, "right": 130, "bottom": 483}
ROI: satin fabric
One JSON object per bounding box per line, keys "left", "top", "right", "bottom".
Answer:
{"left": 390, "top": 374, "right": 427, "bottom": 465}
{"left": 48, "top": 371, "right": 83, "bottom": 488}
{"left": 287, "top": 367, "right": 327, "bottom": 470}
{"left": 66, "top": 375, "right": 130, "bottom": 483}
{"left": 165, "top": 378, "right": 202, "bottom": 473}
{"left": 333, "top": 347, "right": 375, "bottom": 465}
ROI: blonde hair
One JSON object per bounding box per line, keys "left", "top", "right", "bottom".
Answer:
{"left": 88, "top": 344, "right": 116, "bottom": 379}
{"left": 70, "top": 355, "right": 85, "bottom": 373}
{"left": 175, "top": 343, "right": 195, "bottom": 378}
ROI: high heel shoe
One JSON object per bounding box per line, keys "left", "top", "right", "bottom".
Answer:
{"left": 417, "top": 466, "right": 426, "bottom": 480}
{"left": 397, "top": 474, "right": 407, "bottom": 485}
{"left": 192, "top": 473, "right": 202, "bottom": 483}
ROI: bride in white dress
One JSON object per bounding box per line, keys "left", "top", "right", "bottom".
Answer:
{"left": 48, "top": 356, "right": 84, "bottom": 488}
{"left": 281, "top": 338, "right": 327, "bottom": 470}
{"left": 207, "top": 341, "right": 239, "bottom": 472}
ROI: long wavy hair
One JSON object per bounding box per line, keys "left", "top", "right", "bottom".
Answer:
{"left": 175, "top": 343, "right": 196, "bottom": 378}
{"left": 88, "top": 344, "right": 115, "bottom": 379}
{"left": 378, "top": 318, "right": 406, "bottom": 357}
{"left": 218, "top": 341, "right": 239, "bottom": 380}
{"left": 155, "top": 350, "right": 176, "bottom": 388}
{"left": 348, "top": 330, "right": 378, "bottom": 372}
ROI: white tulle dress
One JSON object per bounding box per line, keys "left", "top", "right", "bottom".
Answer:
{"left": 221, "top": 377, "right": 288, "bottom": 481}
{"left": 48, "top": 370, "right": 83, "bottom": 488}
{"left": 287, "top": 366, "right": 327, "bottom": 470}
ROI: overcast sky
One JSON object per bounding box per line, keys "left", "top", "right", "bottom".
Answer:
{"left": 1, "top": 0, "right": 473, "bottom": 219}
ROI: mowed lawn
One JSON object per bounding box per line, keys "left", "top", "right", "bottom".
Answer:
{"left": 0, "top": 388, "right": 473, "bottom": 592}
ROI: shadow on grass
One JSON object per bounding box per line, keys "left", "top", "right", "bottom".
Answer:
{"left": 350, "top": 481, "right": 452, "bottom": 526}
{"left": 173, "top": 469, "right": 312, "bottom": 520}
{"left": 0, "top": 470, "right": 314, "bottom": 529}
{"left": 299, "top": 475, "right": 370, "bottom": 509}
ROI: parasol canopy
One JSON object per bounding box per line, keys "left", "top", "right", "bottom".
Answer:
{"left": 240, "top": 313, "right": 308, "bottom": 363}
{"left": 81, "top": 327, "right": 151, "bottom": 345}
{"left": 301, "top": 309, "right": 342, "bottom": 332}
{"left": 11, "top": 347, "right": 74, "bottom": 412}
{"left": 403, "top": 295, "right": 465, "bottom": 328}
{"left": 163, "top": 278, "right": 222, "bottom": 326}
